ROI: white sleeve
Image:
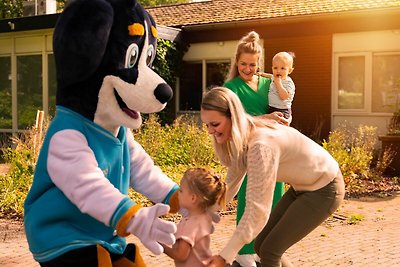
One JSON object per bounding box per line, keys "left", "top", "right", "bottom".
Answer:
{"left": 126, "top": 130, "right": 177, "bottom": 203}
{"left": 225, "top": 165, "right": 246, "bottom": 203}
{"left": 47, "top": 130, "right": 125, "bottom": 226}
{"left": 283, "top": 79, "right": 295, "bottom": 101}
{"left": 239, "top": 144, "right": 277, "bottom": 242}
{"left": 220, "top": 143, "right": 278, "bottom": 264}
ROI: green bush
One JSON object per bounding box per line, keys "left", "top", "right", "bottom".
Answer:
{"left": 322, "top": 122, "right": 392, "bottom": 194}
{"left": 0, "top": 116, "right": 49, "bottom": 218}
{"left": 0, "top": 124, "right": 44, "bottom": 218}
{"left": 133, "top": 114, "right": 218, "bottom": 168}
{"left": 2, "top": 115, "right": 397, "bottom": 218}
{"left": 0, "top": 114, "right": 221, "bottom": 218}
{"left": 0, "top": 148, "right": 34, "bottom": 218}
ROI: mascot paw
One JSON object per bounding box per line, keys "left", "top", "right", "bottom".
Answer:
{"left": 126, "top": 203, "right": 177, "bottom": 255}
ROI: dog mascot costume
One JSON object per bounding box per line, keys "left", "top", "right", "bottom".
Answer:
{"left": 23, "top": 0, "right": 181, "bottom": 266}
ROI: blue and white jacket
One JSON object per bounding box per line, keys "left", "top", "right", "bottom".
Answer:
{"left": 24, "top": 106, "right": 178, "bottom": 262}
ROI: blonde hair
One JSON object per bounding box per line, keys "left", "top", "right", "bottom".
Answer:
{"left": 182, "top": 168, "right": 227, "bottom": 211}
{"left": 226, "top": 31, "right": 263, "bottom": 81}
{"left": 273, "top": 51, "right": 295, "bottom": 70}
{"left": 201, "top": 87, "right": 277, "bottom": 169}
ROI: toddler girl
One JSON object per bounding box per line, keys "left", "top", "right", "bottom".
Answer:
{"left": 162, "top": 167, "right": 226, "bottom": 267}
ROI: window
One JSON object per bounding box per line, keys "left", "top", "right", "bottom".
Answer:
{"left": 180, "top": 62, "right": 202, "bottom": 111}
{"left": 206, "top": 62, "right": 230, "bottom": 91}
{"left": 372, "top": 54, "right": 400, "bottom": 113}
{"left": 0, "top": 33, "right": 56, "bottom": 133}
{"left": 0, "top": 56, "right": 12, "bottom": 129}
{"left": 179, "top": 60, "right": 230, "bottom": 111}
{"left": 17, "top": 55, "right": 43, "bottom": 129}
{"left": 335, "top": 52, "right": 400, "bottom": 114}
{"left": 338, "top": 56, "right": 365, "bottom": 110}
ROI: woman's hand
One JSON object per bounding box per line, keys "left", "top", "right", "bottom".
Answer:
{"left": 204, "top": 255, "right": 226, "bottom": 267}
{"left": 259, "top": 112, "right": 291, "bottom": 126}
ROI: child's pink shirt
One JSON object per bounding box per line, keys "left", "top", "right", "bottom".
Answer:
{"left": 174, "top": 213, "right": 214, "bottom": 267}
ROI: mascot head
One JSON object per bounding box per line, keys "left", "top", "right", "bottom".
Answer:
{"left": 53, "top": 0, "right": 173, "bottom": 132}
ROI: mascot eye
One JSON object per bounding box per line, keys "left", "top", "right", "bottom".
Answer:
{"left": 126, "top": 44, "right": 139, "bottom": 68}
{"left": 146, "top": 44, "right": 155, "bottom": 67}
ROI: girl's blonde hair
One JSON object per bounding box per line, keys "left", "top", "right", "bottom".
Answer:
{"left": 226, "top": 31, "right": 263, "bottom": 81}
{"left": 182, "top": 168, "right": 227, "bottom": 211}
{"left": 201, "top": 87, "right": 277, "bottom": 169}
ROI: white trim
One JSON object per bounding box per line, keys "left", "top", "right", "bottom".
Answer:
{"left": 332, "top": 52, "right": 369, "bottom": 113}
{"left": 332, "top": 30, "right": 400, "bottom": 137}
{"left": 183, "top": 41, "right": 237, "bottom": 61}
{"left": 178, "top": 58, "right": 231, "bottom": 112}
{"left": 333, "top": 30, "right": 400, "bottom": 53}
{"left": 332, "top": 52, "right": 395, "bottom": 136}
{"left": 183, "top": 39, "right": 264, "bottom": 61}
{"left": 174, "top": 78, "right": 180, "bottom": 115}
{"left": 333, "top": 51, "right": 400, "bottom": 116}
{"left": 0, "top": 31, "right": 54, "bottom": 133}
{"left": 11, "top": 38, "right": 17, "bottom": 133}
{"left": 43, "top": 36, "right": 49, "bottom": 118}
{"left": 202, "top": 59, "right": 206, "bottom": 95}
{"left": 0, "top": 29, "right": 53, "bottom": 39}
{"left": 0, "top": 38, "right": 12, "bottom": 54}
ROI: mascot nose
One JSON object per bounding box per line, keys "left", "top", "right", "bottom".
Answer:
{"left": 154, "top": 83, "right": 173, "bottom": 104}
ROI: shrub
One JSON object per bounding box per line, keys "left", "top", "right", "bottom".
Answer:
{"left": 0, "top": 113, "right": 221, "bottom": 218}
{"left": 4, "top": 114, "right": 397, "bottom": 218}
{"left": 0, "top": 116, "right": 48, "bottom": 218}
{"left": 322, "top": 122, "right": 392, "bottom": 194}
{"left": 133, "top": 114, "right": 218, "bottom": 168}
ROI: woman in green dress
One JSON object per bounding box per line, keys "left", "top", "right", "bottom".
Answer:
{"left": 224, "top": 31, "right": 289, "bottom": 267}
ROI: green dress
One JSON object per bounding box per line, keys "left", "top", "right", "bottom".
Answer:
{"left": 224, "top": 76, "right": 285, "bottom": 255}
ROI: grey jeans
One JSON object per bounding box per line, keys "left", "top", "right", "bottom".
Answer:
{"left": 254, "top": 172, "right": 345, "bottom": 267}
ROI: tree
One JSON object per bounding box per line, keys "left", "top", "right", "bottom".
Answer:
{"left": 0, "top": 0, "right": 23, "bottom": 19}
{"left": 1, "top": 0, "right": 187, "bottom": 124}
{"left": 0, "top": 0, "right": 188, "bottom": 19}
{"left": 139, "top": 0, "right": 188, "bottom": 7}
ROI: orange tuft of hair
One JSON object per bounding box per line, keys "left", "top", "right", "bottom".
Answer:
{"left": 151, "top": 25, "right": 158, "bottom": 38}
{"left": 128, "top": 23, "right": 144, "bottom": 36}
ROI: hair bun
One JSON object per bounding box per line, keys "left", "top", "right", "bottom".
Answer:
{"left": 243, "top": 31, "right": 260, "bottom": 43}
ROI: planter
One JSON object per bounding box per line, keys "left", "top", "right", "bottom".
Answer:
{"left": 379, "top": 135, "right": 400, "bottom": 176}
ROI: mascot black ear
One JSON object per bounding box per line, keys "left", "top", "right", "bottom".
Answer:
{"left": 53, "top": 0, "right": 115, "bottom": 88}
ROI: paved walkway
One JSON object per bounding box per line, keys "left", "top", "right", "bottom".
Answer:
{"left": 1, "top": 191, "right": 400, "bottom": 266}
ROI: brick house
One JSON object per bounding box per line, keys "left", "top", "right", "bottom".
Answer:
{"left": 1, "top": 0, "right": 400, "bottom": 141}
{"left": 148, "top": 0, "right": 400, "bottom": 140}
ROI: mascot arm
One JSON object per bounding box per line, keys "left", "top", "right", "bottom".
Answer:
{"left": 48, "top": 131, "right": 176, "bottom": 255}
{"left": 127, "top": 130, "right": 179, "bottom": 211}
{"left": 48, "top": 129, "right": 132, "bottom": 226}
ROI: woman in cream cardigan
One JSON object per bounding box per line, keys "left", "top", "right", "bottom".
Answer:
{"left": 201, "top": 87, "right": 345, "bottom": 267}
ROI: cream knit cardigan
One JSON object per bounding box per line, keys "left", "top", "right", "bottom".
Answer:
{"left": 219, "top": 124, "right": 340, "bottom": 263}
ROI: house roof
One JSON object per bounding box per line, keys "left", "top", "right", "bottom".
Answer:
{"left": 0, "top": 14, "right": 181, "bottom": 42}
{"left": 147, "top": 0, "right": 400, "bottom": 28}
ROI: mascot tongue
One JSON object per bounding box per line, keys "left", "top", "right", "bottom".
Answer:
{"left": 122, "top": 107, "right": 139, "bottom": 119}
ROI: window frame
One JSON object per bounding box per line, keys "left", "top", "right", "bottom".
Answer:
{"left": 333, "top": 51, "right": 400, "bottom": 116}
{"left": 16, "top": 53, "right": 44, "bottom": 129}
{"left": 0, "top": 55, "right": 12, "bottom": 131}
{"left": 178, "top": 59, "right": 230, "bottom": 113}
{"left": 0, "top": 31, "right": 54, "bottom": 133}
{"left": 371, "top": 51, "right": 400, "bottom": 114}
{"left": 333, "top": 52, "right": 371, "bottom": 115}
